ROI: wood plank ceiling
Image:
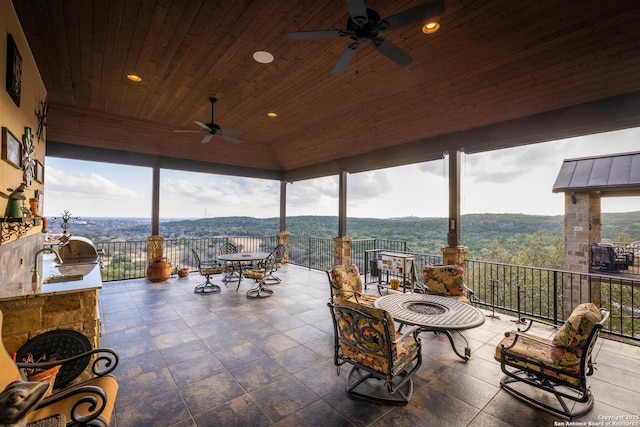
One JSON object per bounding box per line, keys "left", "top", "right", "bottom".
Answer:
{"left": 12, "top": 0, "right": 640, "bottom": 182}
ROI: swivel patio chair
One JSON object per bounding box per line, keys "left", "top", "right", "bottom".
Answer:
{"left": 495, "top": 303, "right": 609, "bottom": 419}
{"left": 420, "top": 265, "right": 477, "bottom": 360}
{"left": 421, "top": 264, "right": 473, "bottom": 303}
{"left": 0, "top": 311, "right": 119, "bottom": 426}
{"left": 262, "top": 243, "right": 286, "bottom": 284}
{"left": 327, "top": 264, "right": 379, "bottom": 307}
{"left": 191, "top": 248, "right": 223, "bottom": 294}
{"left": 219, "top": 242, "right": 242, "bottom": 284}
{"left": 328, "top": 298, "right": 422, "bottom": 405}
{"left": 242, "top": 252, "right": 277, "bottom": 298}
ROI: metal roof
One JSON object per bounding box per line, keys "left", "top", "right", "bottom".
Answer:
{"left": 552, "top": 151, "right": 640, "bottom": 196}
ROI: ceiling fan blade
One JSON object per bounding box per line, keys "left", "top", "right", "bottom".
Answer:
{"left": 288, "top": 30, "right": 344, "bottom": 40}
{"left": 201, "top": 134, "right": 214, "bottom": 144}
{"left": 194, "top": 120, "right": 211, "bottom": 131}
{"left": 379, "top": 0, "right": 446, "bottom": 31}
{"left": 345, "top": 0, "right": 368, "bottom": 26}
{"left": 220, "top": 134, "right": 241, "bottom": 144}
{"left": 331, "top": 43, "right": 360, "bottom": 74}
{"left": 371, "top": 38, "right": 412, "bottom": 66}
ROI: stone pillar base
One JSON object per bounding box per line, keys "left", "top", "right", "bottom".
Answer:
{"left": 441, "top": 246, "right": 469, "bottom": 265}
{"left": 147, "top": 235, "right": 164, "bottom": 263}
{"left": 277, "top": 231, "right": 290, "bottom": 263}
{"left": 333, "top": 237, "right": 352, "bottom": 267}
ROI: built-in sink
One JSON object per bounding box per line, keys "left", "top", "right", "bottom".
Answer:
{"left": 43, "top": 274, "right": 84, "bottom": 284}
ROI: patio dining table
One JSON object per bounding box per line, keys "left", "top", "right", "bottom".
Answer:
{"left": 375, "top": 293, "right": 485, "bottom": 361}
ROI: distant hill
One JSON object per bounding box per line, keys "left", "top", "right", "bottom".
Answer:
{"left": 50, "top": 212, "right": 640, "bottom": 259}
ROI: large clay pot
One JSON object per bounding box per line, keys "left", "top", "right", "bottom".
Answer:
{"left": 146, "top": 257, "right": 172, "bottom": 282}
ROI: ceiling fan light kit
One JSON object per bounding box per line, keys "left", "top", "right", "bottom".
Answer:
{"left": 288, "top": 0, "right": 445, "bottom": 74}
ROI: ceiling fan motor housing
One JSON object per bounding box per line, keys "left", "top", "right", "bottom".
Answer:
{"left": 347, "top": 9, "right": 382, "bottom": 39}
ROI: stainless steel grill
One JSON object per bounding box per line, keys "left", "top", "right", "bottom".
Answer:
{"left": 59, "top": 236, "right": 99, "bottom": 264}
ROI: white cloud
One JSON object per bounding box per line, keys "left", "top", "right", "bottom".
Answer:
{"left": 43, "top": 126, "right": 640, "bottom": 218}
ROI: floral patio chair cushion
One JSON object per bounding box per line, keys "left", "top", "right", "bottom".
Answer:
{"left": 552, "top": 303, "right": 602, "bottom": 348}
{"left": 329, "top": 264, "right": 378, "bottom": 307}
{"left": 495, "top": 303, "right": 603, "bottom": 386}
{"left": 334, "top": 299, "right": 418, "bottom": 375}
{"left": 495, "top": 334, "right": 584, "bottom": 386}
{"left": 421, "top": 265, "right": 469, "bottom": 303}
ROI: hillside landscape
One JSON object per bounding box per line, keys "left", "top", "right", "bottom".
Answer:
{"left": 49, "top": 212, "right": 640, "bottom": 261}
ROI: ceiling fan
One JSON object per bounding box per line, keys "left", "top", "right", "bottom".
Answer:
{"left": 288, "top": 0, "right": 445, "bottom": 74}
{"left": 174, "top": 97, "right": 241, "bottom": 144}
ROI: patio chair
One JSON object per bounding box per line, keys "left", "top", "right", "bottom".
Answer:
{"left": 419, "top": 264, "right": 478, "bottom": 359}
{"left": 421, "top": 264, "right": 474, "bottom": 303}
{"left": 327, "top": 264, "right": 379, "bottom": 307}
{"left": 264, "top": 243, "right": 286, "bottom": 284}
{"left": 495, "top": 303, "right": 609, "bottom": 419}
{"left": 328, "top": 298, "right": 422, "bottom": 405}
{"left": 243, "top": 252, "right": 276, "bottom": 298}
{"left": 219, "top": 242, "right": 241, "bottom": 283}
{"left": 0, "top": 311, "right": 119, "bottom": 426}
{"left": 191, "top": 248, "right": 223, "bottom": 294}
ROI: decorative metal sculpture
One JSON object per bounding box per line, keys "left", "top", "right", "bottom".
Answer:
{"left": 51, "top": 210, "right": 80, "bottom": 237}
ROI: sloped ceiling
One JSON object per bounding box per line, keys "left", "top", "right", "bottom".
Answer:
{"left": 12, "top": 0, "right": 640, "bottom": 181}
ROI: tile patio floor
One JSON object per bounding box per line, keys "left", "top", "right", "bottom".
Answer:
{"left": 98, "top": 264, "right": 640, "bottom": 426}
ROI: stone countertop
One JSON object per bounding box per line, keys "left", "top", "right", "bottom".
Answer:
{"left": 0, "top": 253, "right": 102, "bottom": 301}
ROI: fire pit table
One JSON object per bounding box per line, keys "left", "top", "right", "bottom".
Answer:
{"left": 375, "top": 293, "right": 485, "bottom": 361}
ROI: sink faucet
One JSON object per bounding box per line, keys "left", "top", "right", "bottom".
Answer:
{"left": 32, "top": 248, "right": 63, "bottom": 290}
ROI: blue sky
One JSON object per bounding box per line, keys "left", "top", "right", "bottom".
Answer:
{"left": 43, "top": 127, "right": 640, "bottom": 219}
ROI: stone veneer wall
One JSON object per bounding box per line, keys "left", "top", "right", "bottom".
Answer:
{"left": 0, "top": 289, "right": 99, "bottom": 354}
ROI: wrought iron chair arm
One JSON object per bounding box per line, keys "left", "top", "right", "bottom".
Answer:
{"left": 17, "top": 348, "right": 119, "bottom": 377}
{"left": 35, "top": 384, "right": 108, "bottom": 426}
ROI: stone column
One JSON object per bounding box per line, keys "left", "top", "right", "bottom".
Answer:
{"left": 562, "top": 191, "right": 601, "bottom": 317}
{"left": 333, "top": 236, "right": 351, "bottom": 266}
{"left": 277, "top": 231, "right": 290, "bottom": 263}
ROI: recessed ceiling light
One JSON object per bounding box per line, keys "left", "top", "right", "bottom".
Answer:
{"left": 422, "top": 21, "right": 440, "bottom": 34}
{"left": 127, "top": 74, "right": 142, "bottom": 82}
{"left": 267, "top": 112, "right": 277, "bottom": 118}
{"left": 253, "top": 51, "right": 274, "bottom": 64}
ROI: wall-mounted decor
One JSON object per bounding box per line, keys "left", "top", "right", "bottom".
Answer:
{"left": 22, "top": 127, "right": 35, "bottom": 186}
{"left": 5, "top": 34, "right": 22, "bottom": 107}
{"left": 35, "top": 98, "right": 48, "bottom": 143}
{"left": 35, "top": 160, "right": 44, "bottom": 183}
{"left": 2, "top": 127, "right": 22, "bottom": 169}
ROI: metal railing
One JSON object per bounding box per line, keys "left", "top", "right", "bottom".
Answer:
{"left": 94, "top": 235, "right": 639, "bottom": 344}
{"left": 96, "top": 236, "right": 276, "bottom": 282}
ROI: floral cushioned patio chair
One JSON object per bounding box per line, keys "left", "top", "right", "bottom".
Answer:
{"left": 421, "top": 264, "right": 472, "bottom": 303}
{"left": 495, "top": 303, "right": 609, "bottom": 419}
{"left": 328, "top": 298, "right": 422, "bottom": 405}
{"left": 0, "top": 311, "right": 119, "bottom": 426}
{"left": 327, "top": 264, "right": 379, "bottom": 307}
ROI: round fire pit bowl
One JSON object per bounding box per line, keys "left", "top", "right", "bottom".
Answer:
{"left": 403, "top": 301, "right": 448, "bottom": 316}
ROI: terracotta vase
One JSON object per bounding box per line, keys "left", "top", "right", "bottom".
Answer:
{"left": 177, "top": 268, "right": 189, "bottom": 278}
{"left": 146, "top": 257, "right": 172, "bottom": 282}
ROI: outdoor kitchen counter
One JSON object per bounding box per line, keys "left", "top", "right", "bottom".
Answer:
{"left": 0, "top": 254, "right": 102, "bottom": 353}
{"left": 0, "top": 253, "right": 102, "bottom": 300}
